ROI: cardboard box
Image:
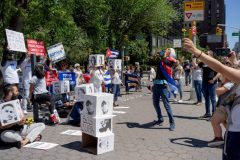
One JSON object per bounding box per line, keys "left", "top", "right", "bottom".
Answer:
{"left": 108, "top": 59, "right": 122, "bottom": 70}
{"left": 52, "top": 80, "right": 70, "bottom": 94}
{"left": 75, "top": 83, "right": 94, "bottom": 102}
{"left": 81, "top": 114, "right": 113, "bottom": 137}
{"left": 0, "top": 99, "right": 23, "bottom": 126}
{"left": 82, "top": 132, "right": 114, "bottom": 155}
{"left": 89, "top": 54, "right": 105, "bottom": 67}
{"left": 82, "top": 93, "right": 113, "bottom": 116}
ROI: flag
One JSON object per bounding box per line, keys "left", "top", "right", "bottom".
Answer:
{"left": 106, "top": 48, "right": 112, "bottom": 58}
{"left": 106, "top": 48, "right": 119, "bottom": 59}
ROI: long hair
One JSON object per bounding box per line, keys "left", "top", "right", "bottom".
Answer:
{"left": 34, "top": 64, "right": 45, "bottom": 79}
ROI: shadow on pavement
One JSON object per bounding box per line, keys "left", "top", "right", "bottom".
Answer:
{"left": 170, "top": 137, "right": 208, "bottom": 148}
{"left": 174, "top": 115, "right": 207, "bottom": 121}
{"left": 117, "top": 122, "right": 169, "bottom": 130}
{"left": 61, "top": 141, "right": 90, "bottom": 153}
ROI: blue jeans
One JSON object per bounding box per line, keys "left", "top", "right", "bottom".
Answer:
{"left": 202, "top": 81, "right": 217, "bottom": 115}
{"left": 185, "top": 72, "right": 191, "bottom": 86}
{"left": 174, "top": 79, "right": 183, "bottom": 100}
{"left": 223, "top": 131, "right": 240, "bottom": 160}
{"left": 194, "top": 80, "right": 202, "bottom": 103}
{"left": 112, "top": 84, "right": 120, "bottom": 102}
{"left": 152, "top": 84, "right": 174, "bottom": 123}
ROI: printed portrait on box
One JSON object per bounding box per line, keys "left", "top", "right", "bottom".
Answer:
{"left": 89, "top": 56, "right": 96, "bottom": 66}
{"left": 86, "top": 100, "right": 94, "bottom": 115}
{"left": 0, "top": 104, "right": 18, "bottom": 125}
{"left": 101, "top": 100, "right": 108, "bottom": 114}
{"left": 99, "top": 119, "right": 111, "bottom": 132}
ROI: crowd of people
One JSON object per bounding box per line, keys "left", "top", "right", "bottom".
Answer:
{"left": 1, "top": 38, "right": 240, "bottom": 160}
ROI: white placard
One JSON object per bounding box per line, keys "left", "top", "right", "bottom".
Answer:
{"left": 52, "top": 80, "right": 70, "bottom": 94}
{"left": 60, "top": 130, "right": 82, "bottom": 136}
{"left": 89, "top": 54, "right": 105, "bottom": 67}
{"left": 108, "top": 59, "right": 122, "bottom": 70}
{"left": 47, "top": 43, "right": 66, "bottom": 63}
{"left": 173, "top": 39, "right": 182, "bottom": 48}
{"left": 24, "top": 142, "right": 59, "bottom": 150}
{"left": 5, "top": 29, "right": 27, "bottom": 53}
{"left": 97, "top": 133, "right": 114, "bottom": 154}
{"left": 75, "top": 83, "right": 94, "bottom": 102}
{"left": 0, "top": 99, "right": 23, "bottom": 126}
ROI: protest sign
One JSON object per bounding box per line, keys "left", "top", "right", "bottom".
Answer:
{"left": 47, "top": 43, "right": 66, "bottom": 63}
{"left": 45, "top": 70, "right": 59, "bottom": 86}
{"left": 5, "top": 29, "right": 26, "bottom": 53}
{"left": 58, "top": 72, "right": 76, "bottom": 87}
{"left": 60, "top": 130, "right": 82, "bottom": 136}
{"left": 24, "top": 142, "right": 59, "bottom": 150}
{"left": 27, "top": 39, "right": 46, "bottom": 56}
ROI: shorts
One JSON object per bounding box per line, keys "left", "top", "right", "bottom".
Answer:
{"left": 215, "top": 106, "right": 228, "bottom": 122}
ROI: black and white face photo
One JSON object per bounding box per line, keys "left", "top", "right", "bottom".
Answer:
{"left": 86, "top": 100, "right": 94, "bottom": 115}
{"left": 1, "top": 104, "right": 17, "bottom": 125}
{"left": 101, "top": 100, "right": 108, "bottom": 114}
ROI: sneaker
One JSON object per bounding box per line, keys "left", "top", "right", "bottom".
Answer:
{"left": 196, "top": 102, "right": 202, "bottom": 106}
{"left": 169, "top": 123, "right": 175, "bottom": 131}
{"left": 50, "top": 114, "right": 59, "bottom": 124}
{"left": 173, "top": 98, "right": 178, "bottom": 102}
{"left": 199, "top": 114, "right": 211, "bottom": 119}
{"left": 23, "top": 110, "right": 28, "bottom": 115}
{"left": 208, "top": 137, "right": 224, "bottom": 147}
{"left": 178, "top": 100, "right": 183, "bottom": 103}
{"left": 152, "top": 119, "right": 164, "bottom": 126}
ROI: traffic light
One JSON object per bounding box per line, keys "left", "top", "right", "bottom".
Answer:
{"left": 216, "top": 27, "right": 223, "bottom": 36}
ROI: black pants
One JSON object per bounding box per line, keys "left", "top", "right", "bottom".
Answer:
{"left": 33, "top": 93, "right": 55, "bottom": 121}
{"left": 223, "top": 131, "right": 240, "bottom": 160}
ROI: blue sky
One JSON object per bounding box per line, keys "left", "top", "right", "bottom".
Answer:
{"left": 226, "top": 0, "right": 240, "bottom": 49}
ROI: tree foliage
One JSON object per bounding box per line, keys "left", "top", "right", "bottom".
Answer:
{"left": 0, "top": 0, "right": 180, "bottom": 64}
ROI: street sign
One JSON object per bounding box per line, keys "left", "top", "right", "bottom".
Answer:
{"left": 173, "top": 39, "right": 182, "bottom": 48}
{"left": 232, "top": 32, "right": 240, "bottom": 36}
{"left": 184, "top": 1, "right": 205, "bottom": 22}
{"left": 184, "top": 2, "right": 204, "bottom": 11}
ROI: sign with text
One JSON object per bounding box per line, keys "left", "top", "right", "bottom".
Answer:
{"left": 184, "top": 1, "right": 204, "bottom": 22}
{"left": 5, "top": 29, "right": 27, "bottom": 53}
{"left": 27, "top": 39, "right": 46, "bottom": 56}
{"left": 58, "top": 72, "right": 76, "bottom": 87}
{"left": 173, "top": 39, "right": 182, "bottom": 48}
{"left": 47, "top": 43, "right": 66, "bottom": 63}
{"left": 45, "top": 70, "right": 58, "bottom": 86}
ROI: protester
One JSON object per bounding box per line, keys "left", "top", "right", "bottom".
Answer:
{"left": 30, "top": 64, "right": 58, "bottom": 124}
{"left": 173, "top": 59, "right": 184, "bottom": 102}
{"left": 74, "top": 63, "right": 85, "bottom": 86}
{"left": 152, "top": 48, "right": 176, "bottom": 131}
{"left": 90, "top": 66, "right": 104, "bottom": 93}
{"left": 198, "top": 50, "right": 218, "bottom": 118}
{"left": 0, "top": 84, "right": 45, "bottom": 148}
{"left": 1, "top": 49, "right": 26, "bottom": 86}
{"left": 112, "top": 69, "right": 122, "bottom": 107}
{"left": 20, "top": 54, "right": 32, "bottom": 114}
{"left": 149, "top": 66, "right": 156, "bottom": 82}
{"left": 103, "top": 65, "right": 112, "bottom": 93}
{"left": 191, "top": 58, "right": 203, "bottom": 105}
{"left": 183, "top": 38, "right": 240, "bottom": 160}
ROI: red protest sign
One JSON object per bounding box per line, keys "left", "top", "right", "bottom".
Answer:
{"left": 45, "top": 70, "right": 58, "bottom": 86}
{"left": 27, "top": 39, "right": 46, "bottom": 56}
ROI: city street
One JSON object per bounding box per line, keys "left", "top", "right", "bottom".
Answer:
{"left": 0, "top": 85, "right": 222, "bottom": 160}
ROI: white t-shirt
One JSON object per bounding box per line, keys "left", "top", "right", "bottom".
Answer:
{"left": 229, "top": 85, "right": 240, "bottom": 132}
{"left": 90, "top": 69, "right": 104, "bottom": 93}
{"left": 192, "top": 67, "right": 202, "bottom": 81}
{"left": 112, "top": 72, "right": 122, "bottom": 84}
{"left": 30, "top": 76, "right": 48, "bottom": 95}
{"left": 1, "top": 60, "right": 19, "bottom": 84}
{"left": 21, "top": 57, "right": 32, "bottom": 81}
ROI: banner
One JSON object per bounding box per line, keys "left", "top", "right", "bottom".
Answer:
{"left": 45, "top": 70, "right": 59, "bottom": 86}
{"left": 47, "top": 43, "right": 66, "bottom": 63}
{"left": 106, "top": 48, "right": 119, "bottom": 59}
{"left": 58, "top": 72, "right": 76, "bottom": 87}
{"left": 27, "top": 39, "right": 46, "bottom": 56}
{"left": 5, "top": 29, "right": 26, "bottom": 53}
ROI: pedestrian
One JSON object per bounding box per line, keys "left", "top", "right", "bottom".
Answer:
{"left": 183, "top": 60, "right": 191, "bottom": 86}
{"left": 173, "top": 59, "right": 184, "bottom": 102}
{"left": 198, "top": 51, "right": 218, "bottom": 118}
{"left": 74, "top": 63, "right": 85, "bottom": 86}
{"left": 183, "top": 38, "right": 240, "bottom": 160}
{"left": 0, "top": 84, "right": 45, "bottom": 148}
{"left": 90, "top": 66, "right": 104, "bottom": 93}
{"left": 152, "top": 48, "right": 176, "bottom": 131}
{"left": 191, "top": 57, "right": 203, "bottom": 105}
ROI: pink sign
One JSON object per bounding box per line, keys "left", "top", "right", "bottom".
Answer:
{"left": 27, "top": 39, "right": 46, "bottom": 56}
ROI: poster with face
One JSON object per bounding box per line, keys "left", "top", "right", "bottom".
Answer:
{"left": 0, "top": 99, "right": 22, "bottom": 126}
{"left": 97, "top": 134, "right": 114, "bottom": 154}
{"left": 89, "top": 54, "right": 105, "bottom": 67}
{"left": 75, "top": 83, "right": 94, "bottom": 102}
{"left": 108, "top": 59, "right": 122, "bottom": 70}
